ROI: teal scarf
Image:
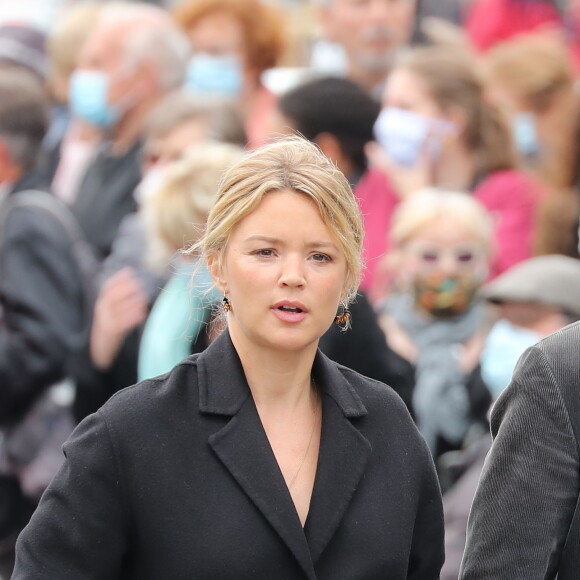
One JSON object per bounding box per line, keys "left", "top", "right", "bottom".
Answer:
{"left": 138, "top": 259, "right": 219, "bottom": 381}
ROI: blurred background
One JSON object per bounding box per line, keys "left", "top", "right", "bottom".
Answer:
{"left": 1, "top": 1, "right": 580, "bottom": 578}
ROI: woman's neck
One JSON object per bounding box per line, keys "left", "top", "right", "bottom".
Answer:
{"left": 228, "top": 327, "right": 319, "bottom": 411}
{"left": 434, "top": 144, "right": 477, "bottom": 191}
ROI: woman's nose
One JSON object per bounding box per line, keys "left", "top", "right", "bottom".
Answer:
{"left": 278, "top": 255, "right": 306, "bottom": 287}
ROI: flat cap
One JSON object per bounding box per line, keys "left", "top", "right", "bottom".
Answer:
{"left": 481, "top": 255, "right": 580, "bottom": 317}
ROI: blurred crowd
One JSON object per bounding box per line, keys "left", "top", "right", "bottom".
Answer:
{"left": 1, "top": 0, "right": 580, "bottom": 577}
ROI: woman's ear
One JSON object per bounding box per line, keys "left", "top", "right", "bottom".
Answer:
{"left": 207, "top": 253, "right": 225, "bottom": 293}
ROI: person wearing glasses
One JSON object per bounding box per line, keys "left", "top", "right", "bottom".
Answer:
{"left": 377, "top": 189, "right": 494, "bottom": 459}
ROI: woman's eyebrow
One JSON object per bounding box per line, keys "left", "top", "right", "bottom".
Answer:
{"left": 244, "top": 235, "right": 281, "bottom": 244}
{"left": 309, "top": 241, "right": 339, "bottom": 251}
{"left": 243, "top": 235, "right": 339, "bottom": 251}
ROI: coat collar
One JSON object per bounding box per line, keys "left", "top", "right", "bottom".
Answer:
{"left": 197, "top": 331, "right": 372, "bottom": 575}
{"left": 197, "top": 329, "right": 368, "bottom": 420}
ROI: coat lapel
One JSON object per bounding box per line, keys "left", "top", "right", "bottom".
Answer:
{"left": 197, "top": 333, "right": 372, "bottom": 574}
{"left": 198, "top": 333, "right": 317, "bottom": 580}
{"left": 305, "top": 352, "right": 372, "bottom": 563}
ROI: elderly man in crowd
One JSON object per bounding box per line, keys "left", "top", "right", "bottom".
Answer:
{"left": 64, "top": 2, "right": 190, "bottom": 262}
{"left": 0, "top": 67, "right": 87, "bottom": 578}
{"left": 314, "top": 0, "right": 417, "bottom": 97}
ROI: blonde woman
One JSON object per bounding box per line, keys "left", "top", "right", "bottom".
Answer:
{"left": 378, "top": 189, "right": 495, "bottom": 459}
{"left": 14, "top": 139, "right": 444, "bottom": 579}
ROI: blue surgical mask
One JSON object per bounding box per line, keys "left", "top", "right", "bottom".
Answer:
{"left": 185, "top": 53, "right": 243, "bottom": 97}
{"left": 512, "top": 112, "right": 541, "bottom": 158}
{"left": 373, "top": 107, "right": 455, "bottom": 167}
{"left": 480, "top": 319, "right": 541, "bottom": 398}
{"left": 69, "top": 70, "right": 121, "bottom": 129}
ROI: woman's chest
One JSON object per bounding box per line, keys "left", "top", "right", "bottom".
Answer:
{"left": 119, "top": 437, "right": 420, "bottom": 580}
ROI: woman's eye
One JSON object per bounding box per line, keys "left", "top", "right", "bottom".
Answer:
{"left": 312, "top": 253, "right": 331, "bottom": 262}
{"left": 254, "top": 248, "right": 275, "bottom": 257}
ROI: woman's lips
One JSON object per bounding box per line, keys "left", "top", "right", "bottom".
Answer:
{"left": 271, "top": 303, "right": 308, "bottom": 323}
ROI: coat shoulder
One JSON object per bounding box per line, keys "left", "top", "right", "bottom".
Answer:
{"left": 521, "top": 322, "right": 580, "bottom": 393}
{"left": 98, "top": 354, "right": 202, "bottom": 425}
{"left": 336, "top": 363, "right": 409, "bottom": 411}
{"left": 333, "top": 362, "right": 419, "bottom": 440}
{"left": 536, "top": 321, "right": 580, "bottom": 359}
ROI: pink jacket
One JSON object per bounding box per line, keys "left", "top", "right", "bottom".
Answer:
{"left": 466, "top": 0, "right": 562, "bottom": 52}
{"left": 472, "top": 169, "right": 543, "bottom": 278}
{"left": 355, "top": 169, "right": 399, "bottom": 294}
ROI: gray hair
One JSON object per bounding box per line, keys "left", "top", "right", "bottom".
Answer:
{"left": 145, "top": 91, "right": 247, "bottom": 147}
{"left": 0, "top": 68, "right": 49, "bottom": 170}
{"left": 100, "top": 3, "right": 190, "bottom": 91}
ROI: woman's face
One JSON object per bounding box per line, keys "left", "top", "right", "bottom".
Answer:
{"left": 211, "top": 189, "right": 348, "bottom": 355}
{"left": 376, "top": 67, "right": 459, "bottom": 169}
{"left": 395, "top": 218, "right": 489, "bottom": 316}
{"left": 382, "top": 68, "right": 441, "bottom": 119}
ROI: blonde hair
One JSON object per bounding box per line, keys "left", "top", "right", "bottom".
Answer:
{"left": 144, "top": 142, "right": 245, "bottom": 268}
{"left": 193, "top": 137, "right": 364, "bottom": 302}
{"left": 395, "top": 46, "right": 516, "bottom": 176}
{"left": 390, "top": 188, "right": 494, "bottom": 251}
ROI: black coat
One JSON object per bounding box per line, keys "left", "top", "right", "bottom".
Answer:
{"left": 71, "top": 141, "right": 141, "bottom": 261}
{"left": 14, "top": 331, "right": 444, "bottom": 579}
{"left": 0, "top": 173, "right": 85, "bottom": 421}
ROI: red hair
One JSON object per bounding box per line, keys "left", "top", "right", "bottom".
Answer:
{"left": 173, "top": 0, "right": 286, "bottom": 74}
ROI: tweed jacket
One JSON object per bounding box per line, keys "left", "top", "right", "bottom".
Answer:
{"left": 13, "top": 331, "right": 444, "bottom": 579}
{"left": 460, "top": 321, "right": 580, "bottom": 579}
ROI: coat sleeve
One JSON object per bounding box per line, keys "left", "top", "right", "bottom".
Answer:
{"left": 12, "top": 410, "right": 130, "bottom": 579}
{"left": 407, "top": 433, "right": 445, "bottom": 580}
{"left": 460, "top": 346, "right": 580, "bottom": 579}
{"left": 0, "top": 206, "right": 83, "bottom": 419}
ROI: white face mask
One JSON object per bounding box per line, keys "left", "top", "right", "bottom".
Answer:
{"left": 373, "top": 107, "right": 457, "bottom": 167}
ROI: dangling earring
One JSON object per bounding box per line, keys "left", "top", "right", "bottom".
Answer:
{"left": 334, "top": 305, "right": 351, "bottom": 329}
{"left": 222, "top": 294, "right": 231, "bottom": 313}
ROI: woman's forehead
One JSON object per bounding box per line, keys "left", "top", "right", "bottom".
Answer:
{"left": 232, "top": 190, "right": 328, "bottom": 232}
